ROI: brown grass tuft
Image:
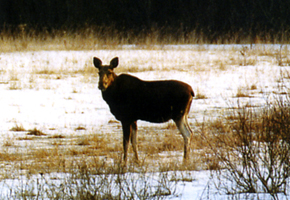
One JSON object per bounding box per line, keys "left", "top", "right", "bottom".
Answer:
{"left": 195, "top": 88, "right": 207, "bottom": 99}
{"left": 236, "top": 87, "right": 251, "bottom": 98}
{"left": 75, "top": 126, "right": 86, "bottom": 131}
{"left": 10, "top": 124, "right": 26, "bottom": 132}
{"left": 27, "top": 128, "right": 46, "bottom": 136}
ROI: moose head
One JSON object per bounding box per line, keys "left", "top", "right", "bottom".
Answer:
{"left": 93, "top": 57, "right": 119, "bottom": 91}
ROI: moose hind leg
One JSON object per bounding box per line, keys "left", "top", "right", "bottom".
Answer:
{"left": 174, "top": 115, "right": 193, "bottom": 160}
{"left": 130, "top": 121, "right": 139, "bottom": 162}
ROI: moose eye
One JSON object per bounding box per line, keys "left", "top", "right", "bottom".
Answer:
{"left": 98, "top": 72, "right": 111, "bottom": 77}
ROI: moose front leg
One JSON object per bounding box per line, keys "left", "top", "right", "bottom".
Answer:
{"left": 121, "top": 121, "right": 139, "bottom": 165}
{"left": 122, "top": 122, "right": 131, "bottom": 164}
{"left": 130, "top": 121, "right": 139, "bottom": 162}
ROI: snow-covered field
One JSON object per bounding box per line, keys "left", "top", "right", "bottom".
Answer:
{"left": 0, "top": 44, "right": 290, "bottom": 199}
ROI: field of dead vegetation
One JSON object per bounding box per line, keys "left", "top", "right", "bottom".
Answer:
{"left": 0, "top": 44, "right": 290, "bottom": 198}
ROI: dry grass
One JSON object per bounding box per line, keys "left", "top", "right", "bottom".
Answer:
{"left": 9, "top": 81, "right": 23, "bottom": 90}
{"left": 1, "top": 29, "right": 290, "bottom": 198}
{"left": 0, "top": 27, "right": 288, "bottom": 53}
{"left": 27, "top": 128, "right": 47, "bottom": 136}
{"left": 10, "top": 124, "right": 26, "bottom": 132}
{"left": 236, "top": 86, "right": 251, "bottom": 98}
{"left": 1, "top": 94, "right": 290, "bottom": 198}
{"left": 75, "top": 126, "right": 86, "bottom": 131}
{"left": 2, "top": 139, "right": 15, "bottom": 147}
{"left": 3, "top": 94, "right": 288, "bottom": 177}
{"left": 6, "top": 93, "right": 286, "bottom": 182}
{"left": 195, "top": 89, "right": 207, "bottom": 99}
{"left": 0, "top": 123, "right": 209, "bottom": 178}
{"left": 198, "top": 96, "right": 290, "bottom": 196}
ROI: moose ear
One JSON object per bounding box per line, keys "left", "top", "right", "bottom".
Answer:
{"left": 110, "top": 57, "right": 119, "bottom": 69}
{"left": 93, "top": 57, "right": 102, "bottom": 69}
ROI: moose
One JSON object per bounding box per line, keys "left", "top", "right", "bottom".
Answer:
{"left": 93, "top": 57, "right": 194, "bottom": 164}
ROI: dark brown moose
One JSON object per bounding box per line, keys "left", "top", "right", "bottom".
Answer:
{"left": 94, "top": 57, "right": 194, "bottom": 164}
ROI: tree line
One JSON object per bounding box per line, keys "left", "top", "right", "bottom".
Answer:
{"left": 0, "top": 0, "right": 289, "bottom": 41}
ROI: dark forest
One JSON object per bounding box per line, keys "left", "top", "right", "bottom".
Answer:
{"left": 0, "top": 0, "right": 289, "bottom": 42}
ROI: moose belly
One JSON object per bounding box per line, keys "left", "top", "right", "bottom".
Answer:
{"left": 109, "top": 102, "right": 179, "bottom": 123}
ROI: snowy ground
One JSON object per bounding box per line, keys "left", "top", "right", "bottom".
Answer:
{"left": 0, "top": 44, "right": 290, "bottom": 198}
{"left": 0, "top": 170, "right": 287, "bottom": 199}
